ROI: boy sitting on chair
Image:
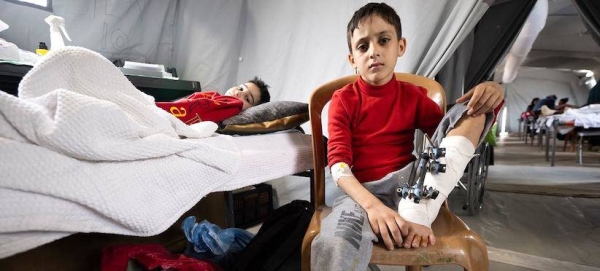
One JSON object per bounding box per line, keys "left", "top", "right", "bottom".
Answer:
{"left": 156, "top": 76, "right": 271, "bottom": 124}
{"left": 311, "top": 3, "right": 503, "bottom": 270}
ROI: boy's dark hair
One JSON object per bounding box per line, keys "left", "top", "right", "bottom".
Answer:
{"left": 346, "top": 2, "right": 402, "bottom": 52}
{"left": 248, "top": 76, "right": 271, "bottom": 104}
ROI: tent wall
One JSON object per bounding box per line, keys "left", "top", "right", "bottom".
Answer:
{"left": 0, "top": 1, "right": 50, "bottom": 51}
{"left": 436, "top": 32, "right": 475, "bottom": 103}
{"left": 235, "top": 1, "right": 352, "bottom": 103}
{"left": 0, "top": 0, "right": 246, "bottom": 91}
{"left": 0, "top": 0, "right": 177, "bottom": 65}
{"left": 171, "top": 0, "right": 245, "bottom": 91}
{"left": 501, "top": 68, "right": 589, "bottom": 133}
{"left": 572, "top": 0, "right": 600, "bottom": 48}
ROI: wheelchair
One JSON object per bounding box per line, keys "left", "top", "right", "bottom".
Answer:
{"left": 460, "top": 142, "right": 491, "bottom": 215}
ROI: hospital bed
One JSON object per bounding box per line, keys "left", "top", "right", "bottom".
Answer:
{"left": 0, "top": 131, "right": 313, "bottom": 271}
{"left": 0, "top": 47, "right": 314, "bottom": 270}
{"left": 537, "top": 105, "right": 600, "bottom": 166}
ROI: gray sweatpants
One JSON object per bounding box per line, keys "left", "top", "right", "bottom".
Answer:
{"left": 310, "top": 103, "right": 495, "bottom": 271}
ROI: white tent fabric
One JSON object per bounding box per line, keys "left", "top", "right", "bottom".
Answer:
{"left": 502, "top": 0, "right": 548, "bottom": 84}
{"left": 0, "top": 0, "right": 245, "bottom": 91}
{"left": 171, "top": 1, "right": 246, "bottom": 90}
{"left": 0, "top": 0, "right": 177, "bottom": 65}
{"left": 436, "top": 32, "right": 476, "bottom": 103}
{"left": 411, "top": 1, "right": 489, "bottom": 78}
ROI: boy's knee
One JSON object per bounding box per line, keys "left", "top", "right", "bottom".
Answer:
{"left": 311, "top": 232, "right": 372, "bottom": 270}
{"left": 311, "top": 235, "right": 347, "bottom": 265}
{"left": 312, "top": 233, "right": 340, "bottom": 252}
{"left": 312, "top": 232, "right": 358, "bottom": 252}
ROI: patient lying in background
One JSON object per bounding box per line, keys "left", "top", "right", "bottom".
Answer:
{"left": 540, "top": 97, "right": 579, "bottom": 116}
{"left": 156, "top": 77, "right": 271, "bottom": 124}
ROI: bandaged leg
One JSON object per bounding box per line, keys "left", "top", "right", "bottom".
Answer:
{"left": 398, "top": 136, "right": 475, "bottom": 227}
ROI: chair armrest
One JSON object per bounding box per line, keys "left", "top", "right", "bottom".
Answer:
{"left": 301, "top": 206, "right": 331, "bottom": 271}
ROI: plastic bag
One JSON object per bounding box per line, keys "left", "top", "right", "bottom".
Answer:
{"left": 182, "top": 216, "right": 254, "bottom": 270}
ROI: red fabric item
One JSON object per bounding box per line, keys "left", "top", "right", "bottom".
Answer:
{"left": 327, "top": 76, "right": 444, "bottom": 183}
{"left": 101, "top": 244, "right": 222, "bottom": 271}
{"left": 156, "top": 91, "right": 243, "bottom": 124}
{"left": 493, "top": 100, "right": 505, "bottom": 124}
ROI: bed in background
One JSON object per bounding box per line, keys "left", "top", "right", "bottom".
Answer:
{"left": 0, "top": 47, "right": 313, "bottom": 270}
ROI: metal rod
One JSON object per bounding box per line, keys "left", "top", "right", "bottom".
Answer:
{"left": 551, "top": 120, "right": 557, "bottom": 166}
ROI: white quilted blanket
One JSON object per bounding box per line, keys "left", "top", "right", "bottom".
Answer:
{"left": 0, "top": 47, "right": 243, "bottom": 258}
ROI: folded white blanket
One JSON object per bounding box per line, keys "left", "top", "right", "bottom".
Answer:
{"left": 0, "top": 47, "right": 243, "bottom": 258}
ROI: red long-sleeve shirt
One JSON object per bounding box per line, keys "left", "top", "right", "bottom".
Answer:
{"left": 327, "top": 77, "right": 444, "bottom": 183}
{"left": 156, "top": 91, "right": 242, "bottom": 125}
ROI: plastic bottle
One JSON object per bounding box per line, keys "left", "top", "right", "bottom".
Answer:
{"left": 36, "top": 42, "right": 48, "bottom": 56}
{"left": 44, "top": 15, "right": 72, "bottom": 51}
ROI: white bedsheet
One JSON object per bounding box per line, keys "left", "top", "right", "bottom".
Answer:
{"left": 542, "top": 105, "right": 600, "bottom": 133}
{"left": 0, "top": 47, "right": 313, "bottom": 258}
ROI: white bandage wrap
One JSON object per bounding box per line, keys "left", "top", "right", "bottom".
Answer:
{"left": 331, "top": 162, "right": 354, "bottom": 186}
{"left": 398, "top": 136, "right": 475, "bottom": 228}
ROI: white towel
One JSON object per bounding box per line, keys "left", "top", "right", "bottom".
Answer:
{"left": 0, "top": 47, "right": 242, "bottom": 258}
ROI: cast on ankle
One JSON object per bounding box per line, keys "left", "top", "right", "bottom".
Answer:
{"left": 398, "top": 200, "right": 431, "bottom": 228}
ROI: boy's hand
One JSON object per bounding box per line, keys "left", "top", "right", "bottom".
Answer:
{"left": 456, "top": 81, "right": 504, "bottom": 116}
{"left": 403, "top": 222, "right": 436, "bottom": 248}
{"left": 364, "top": 202, "right": 409, "bottom": 250}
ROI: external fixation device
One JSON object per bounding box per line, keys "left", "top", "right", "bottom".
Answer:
{"left": 398, "top": 135, "right": 445, "bottom": 203}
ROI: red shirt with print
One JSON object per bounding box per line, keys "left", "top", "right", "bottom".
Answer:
{"left": 327, "top": 77, "right": 444, "bottom": 183}
{"left": 156, "top": 91, "right": 243, "bottom": 124}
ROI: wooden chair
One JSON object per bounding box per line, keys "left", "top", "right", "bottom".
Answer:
{"left": 301, "top": 73, "right": 489, "bottom": 271}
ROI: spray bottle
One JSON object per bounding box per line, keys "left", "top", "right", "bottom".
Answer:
{"left": 0, "top": 19, "right": 8, "bottom": 32}
{"left": 44, "top": 15, "right": 72, "bottom": 51}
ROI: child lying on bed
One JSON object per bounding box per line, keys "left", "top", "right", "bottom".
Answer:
{"left": 155, "top": 76, "right": 271, "bottom": 125}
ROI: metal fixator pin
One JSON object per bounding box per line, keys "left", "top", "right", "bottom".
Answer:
{"left": 397, "top": 134, "right": 444, "bottom": 203}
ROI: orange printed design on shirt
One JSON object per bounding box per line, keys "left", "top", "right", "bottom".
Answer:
{"left": 169, "top": 106, "right": 187, "bottom": 117}
{"left": 155, "top": 91, "right": 243, "bottom": 124}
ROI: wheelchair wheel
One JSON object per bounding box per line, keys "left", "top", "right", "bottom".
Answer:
{"left": 465, "top": 143, "right": 489, "bottom": 215}
{"left": 481, "top": 143, "right": 491, "bottom": 182}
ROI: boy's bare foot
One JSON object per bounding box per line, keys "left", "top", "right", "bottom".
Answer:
{"left": 403, "top": 222, "right": 435, "bottom": 248}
